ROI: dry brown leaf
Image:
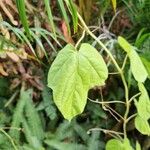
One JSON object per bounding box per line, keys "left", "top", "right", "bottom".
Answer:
{"left": 62, "top": 21, "right": 74, "bottom": 45}
{"left": 0, "top": 63, "right": 8, "bottom": 76}
{"left": 0, "top": 0, "right": 18, "bottom": 25}
{"left": 18, "top": 49, "right": 28, "bottom": 59}
{"left": 6, "top": 52, "right": 20, "bottom": 62}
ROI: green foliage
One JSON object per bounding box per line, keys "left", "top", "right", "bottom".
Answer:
{"left": 44, "top": 0, "right": 56, "bottom": 35}
{"left": 134, "top": 83, "right": 150, "bottom": 135}
{"left": 0, "top": 78, "right": 9, "bottom": 97}
{"left": 41, "top": 86, "right": 57, "bottom": 120}
{"left": 45, "top": 140, "right": 86, "bottom": 150}
{"left": 0, "top": 21, "right": 63, "bottom": 58}
{"left": 136, "top": 141, "right": 141, "bottom": 150}
{"left": 9, "top": 88, "right": 44, "bottom": 148}
{"left": 118, "top": 36, "right": 148, "bottom": 82}
{"left": 58, "top": 0, "right": 71, "bottom": 35}
{"left": 47, "top": 43, "right": 108, "bottom": 120}
{"left": 124, "top": 0, "right": 150, "bottom": 30}
{"left": 64, "top": 0, "right": 78, "bottom": 32}
{"left": 111, "top": 0, "right": 117, "bottom": 12}
{"left": 0, "top": 0, "right": 150, "bottom": 149}
{"left": 15, "top": 0, "right": 31, "bottom": 39}
{"left": 141, "top": 56, "right": 150, "bottom": 78}
{"left": 135, "top": 116, "right": 150, "bottom": 136}
{"left": 106, "top": 138, "right": 133, "bottom": 150}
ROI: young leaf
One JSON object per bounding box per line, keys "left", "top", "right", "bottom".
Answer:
{"left": 106, "top": 139, "right": 122, "bottom": 150}
{"left": 135, "top": 115, "right": 150, "bottom": 135}
{"left": 47, "top": 43, "right": 108, "bottom": 120}
{"left": 134, "top": 83, "right": 150, "bottom": 135}
{"left": 141, "top": 55, "right": 150, "bottom": 78}
{"left": 136, "top": 141, "right": 141, "bottom": 150}
{"left": 118, "top": 36, "right": 148, "bottom": 82}
{"left": 111, "top": 0, "right": 117, "bottom": 12}
{"left": 106, "top": 138, "right": 133, "bottom": 150}
{"left": 123, "top": 138, "right": 133, "bottom": 150}
{"left": 136, "top": 83, "right": 150, "bottom": 120}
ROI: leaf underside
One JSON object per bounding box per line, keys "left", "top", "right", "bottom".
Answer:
{"left": 47, "top": 43, "right": 108, "bottom": 120}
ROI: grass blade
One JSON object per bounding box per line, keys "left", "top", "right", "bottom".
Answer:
{"left": 44, "top": 0, "right": 56, "bottom": 36}
{"left": 15, "top": 0, "right": 31, "bottom": 39}
{"left": 64, "top": 0, "right": 78, "bottom": 33}
{"left": 57, "top": 0, "right": 71, "bottom": 35}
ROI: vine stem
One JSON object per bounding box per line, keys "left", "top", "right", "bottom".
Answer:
{"left": 77, "top": 13, "right": 121, "bottom": 73}
{"left": 75, "top": 30, "right": 85, "bottom": 49}
{"left": 77, "top": 13, "right": 129, "bottom": 138}
{"left": 87, "top": 128, "right": 123, "bottom": 140}
{"left": 88, "top": 97, "right": 125, "bottom": 104}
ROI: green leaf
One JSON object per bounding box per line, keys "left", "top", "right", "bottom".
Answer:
{"left": 106, "top": 138, "right": 133, "bottom": 150}
{"left": 136, "top": 83, "right": 150, "bottom": 120}
{"left": 118, "top": 36, "right": 148, "bottom": 82}
{"left": 106, "top": 139, "right": 123, "bottom": 150}
{"left": 129, "top": 50, "right": 148, "bottom": 82}
{"left": 47, "top": 43, "right": 108, "bottom": 120}
{"left": 123, "top": 138, "right": 133, "bottom": 150}
{"left": 141, "top": 55, "right": 150, "bottom": 78}
{"left": 134, "top": 83, "right": 150, "bottom": 135}
{"left": 136, "top": 141, "right": 141, "bottom": 150}
{"left": 135, "top": 115, "right": 150, "bottom": 135}
{"left": 111, "top": 0, "right": 117, "bottom": 12}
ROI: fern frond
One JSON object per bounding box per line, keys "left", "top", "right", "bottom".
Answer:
{"left": 22, "top": 117, "right": 43, "bottom": 149}
{"left": 42, "top": 86, "right": 57, "bottom": 120}
{"left": 9, "top": 88, "right": 29, "bottom": 141}
{"left": 45, "top": 140, "right": 86, "bottom": 150}
{"left": 24, "top": 90, "right": 44, "bottom": 141}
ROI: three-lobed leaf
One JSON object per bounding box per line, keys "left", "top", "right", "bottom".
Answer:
{"left": 118, "top": 36, "right": 148, "bottom": 82}
{"left": 47, "top": 43, "right": 108, "bottom": 120}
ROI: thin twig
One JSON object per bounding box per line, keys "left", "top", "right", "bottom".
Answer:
{"left": 108, "top": 10, "right": 122, "bottom": 30}
{"left": 109, "top": 72, "right": 120, "bottom": 75}
{"left": 105, "top": 105, "right": 124, "bottom": 120}
{"left": 5, "top": 90, "right": 19, "bottom": 107}
{"left": 75, "top": 30, "right": 85, "bottom": 49}
{"left": 126, "top": 113, "right": 137, "bottom": 123}
{"left": 121, "top": 55, "right": 128, "bottom": 70}
{"left": 88, "top": 98, "right": 125, "bottom": 104}
{"left": 129, "top": 92, "right": 141, "bottom": 103}
{"left": 0, "top": 128, "right": 18, "bottom": 150}
{"left": 87, "top": 128, "right": 123, "bottom": 140}
{"left": 103, "top": 105, "right": 120, "bottom": 122}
